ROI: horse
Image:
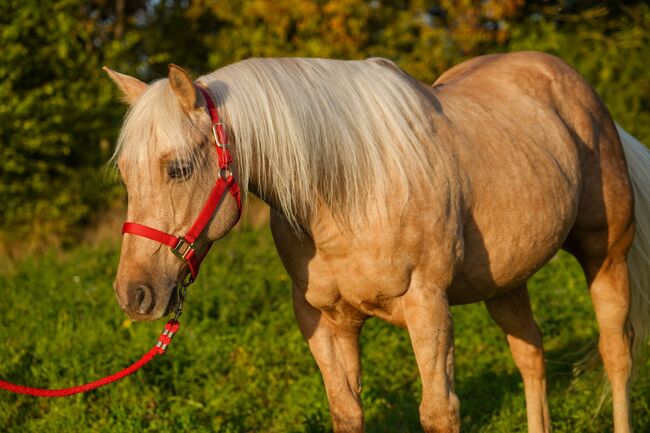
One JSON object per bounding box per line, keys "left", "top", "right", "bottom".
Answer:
{"left": 104, "top": 51, "right": 650, "bottom": 433}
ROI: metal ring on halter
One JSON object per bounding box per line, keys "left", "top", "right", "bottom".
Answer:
{"left": 212, "top": 122, "right": 227, "bottom": 148}
{"left": 219, "top": 167, "right": 233, "bottom": 180}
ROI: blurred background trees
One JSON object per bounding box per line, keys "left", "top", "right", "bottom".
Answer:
{"left": 1, "top": 0, "right": 648, "bottom": 249}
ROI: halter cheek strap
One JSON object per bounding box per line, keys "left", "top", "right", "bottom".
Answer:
{"left": 121, "top": 84, "right": 242, "bottom": 280}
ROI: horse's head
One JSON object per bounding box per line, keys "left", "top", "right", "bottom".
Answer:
{"left": 105, "top": 65, "right": 241, "bottom": 321}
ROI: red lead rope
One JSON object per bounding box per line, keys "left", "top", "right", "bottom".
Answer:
{"left": 0, "top": 320, "right": 180, "bottom": 397}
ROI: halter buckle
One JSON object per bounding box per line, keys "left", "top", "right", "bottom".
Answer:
{"left": 212, "top": 122, "right": 228, "bottom": 148}
{"left": 171, "top": 237, "right": 195, "bottom": 261}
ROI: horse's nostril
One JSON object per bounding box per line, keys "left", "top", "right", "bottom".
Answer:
{"left": 128, "top": 285, "right": 155, "bottom": 315}
{"left": 135, "top": 287, "right": 145, "bottom": 304}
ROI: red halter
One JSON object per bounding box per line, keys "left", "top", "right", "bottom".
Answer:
{"left": 121, "top": 84, "right": 242, "bottom": 281}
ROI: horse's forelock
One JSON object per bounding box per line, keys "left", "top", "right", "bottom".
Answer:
{"left": 112, "top": 79, "right": 198, "bottom": 182}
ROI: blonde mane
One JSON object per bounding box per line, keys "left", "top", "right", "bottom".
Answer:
{"left": 114, "top": 57, "right": 447, "bottom": 228}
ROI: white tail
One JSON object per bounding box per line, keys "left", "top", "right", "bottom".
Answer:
{"left": 617, "top": 124, "right": 650, "bottom": 366}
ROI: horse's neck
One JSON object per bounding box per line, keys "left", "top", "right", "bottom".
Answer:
{"left": 206, "top": 64, "right": 458, "bottom": 234}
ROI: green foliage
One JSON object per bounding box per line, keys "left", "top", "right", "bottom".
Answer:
{"left": 0, "top": 0, "right": 124, "bottom": 244}
{"left": 1, "top": 0, "right": 648, "bottom": 242}
{"left": 0, "top": 227, "right": 648, "bottom": 432}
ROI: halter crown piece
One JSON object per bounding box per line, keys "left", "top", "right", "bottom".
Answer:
{"left": 121, "top": 83, "right": 242, "bottom": 282}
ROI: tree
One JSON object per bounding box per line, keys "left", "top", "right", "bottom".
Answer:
{"left": 1, "top": 0, "right": 648, "bottom": 247}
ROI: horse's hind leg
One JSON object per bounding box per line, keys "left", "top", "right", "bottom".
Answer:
{"left": 564, "top": 121, "right": 635, "bottom": 433}
{"left": 485, "top": 285, "right": 550, "bottom": 433}
{"left": 575, "top": 240, "right": 634, "bottom": 433}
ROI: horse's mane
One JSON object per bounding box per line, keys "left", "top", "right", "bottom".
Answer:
{"left": 114, "top": 57, "right": 446, "bottom": 229}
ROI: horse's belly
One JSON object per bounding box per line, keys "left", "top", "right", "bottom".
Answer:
{"left": 450, "top": 230, "right": 575, "bottom": 304}
{"left": 451, "top": 165, "right": 580, "bottom": 303}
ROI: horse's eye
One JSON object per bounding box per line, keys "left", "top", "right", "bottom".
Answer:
{"left": 167, "top": 160, "right": 193, "bottom": 181}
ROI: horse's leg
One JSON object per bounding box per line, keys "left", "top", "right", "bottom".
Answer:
{"left": 568, "top": 227, "right": 633, "bottom": 433}
{"left": 292, "top": 285, "right": 364, "bottom": 433}
{"left": 567, "top": 203, "right": 634, "bottom": 432}
{"left": 485, "top": 285, "right": 550, "bottom": 433}
{"left": 563, "top": 122, "right": 635, "bottom": 433}
{"left": 403, "top": 286, "right": 459, "bottom": 433}
{"left": 579, "top": 248, "right": 634, "bottom": 433}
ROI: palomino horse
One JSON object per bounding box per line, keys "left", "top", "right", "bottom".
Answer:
{"left": 105, "top": 51, "right": 650, "bottom": 433}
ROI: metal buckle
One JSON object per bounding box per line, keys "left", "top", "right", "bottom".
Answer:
{"left": 171, "top": 237, "right": 195, "bottom": 261}
{"left": 212, "top": 122, "right": 228, "bottom": 148}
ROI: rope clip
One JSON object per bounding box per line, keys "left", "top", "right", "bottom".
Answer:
{"left": 173, "top": 273, "right": 194, "bottom": 321}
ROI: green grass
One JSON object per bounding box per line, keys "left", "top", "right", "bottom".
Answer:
{"left": 0, "top": 226, "right": 648, "bottom": 432}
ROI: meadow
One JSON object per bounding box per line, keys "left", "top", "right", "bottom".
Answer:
{"left": 0, "top": 224, "right": 648, "bottom": 432}
{"left": 2, "top": 2, "right": 649, "bottom": 432}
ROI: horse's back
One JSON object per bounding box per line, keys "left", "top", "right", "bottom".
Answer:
{"left": 433, "top": 51, "right": 620, "bottom": 161}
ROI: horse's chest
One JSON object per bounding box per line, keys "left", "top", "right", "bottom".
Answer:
{"left": 270, "top": 212, "right": 417, "bottom": 322}
{"left": 323, "top": 247, "right": 411, "bottom": 295}
{"left": 271, "top": 195, "right": 462, "bottom": 324}
{"left": 305, "top": 217, "right": 458, "bottom": 324}
{"left": 303, "top": 249, "right": 413, "bottom": 325}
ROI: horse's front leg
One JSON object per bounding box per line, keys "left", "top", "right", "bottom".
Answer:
{"left": 292, "top": 285, "right": 365, "bottom": 433}
{"left": 403, "top": 284, "right": 460, "bottom": 433}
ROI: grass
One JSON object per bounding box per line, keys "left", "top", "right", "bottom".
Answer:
{"left": 0, "top": 226, "right": 648, "bottom": 432}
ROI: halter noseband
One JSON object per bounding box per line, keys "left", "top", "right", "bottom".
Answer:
{"left": 121, "top": 84, "right": 242, "bottom": 281}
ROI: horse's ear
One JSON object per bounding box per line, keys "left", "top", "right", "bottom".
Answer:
{"left": 102, "top": 67, "right": 147, "bottom": 105}
{"left": 168, "top": 64, "right": 198, "bottom": 112}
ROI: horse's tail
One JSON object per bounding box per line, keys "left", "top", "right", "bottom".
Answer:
{"left": 617, "top": 124, "right": 650, "bottom": 367}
